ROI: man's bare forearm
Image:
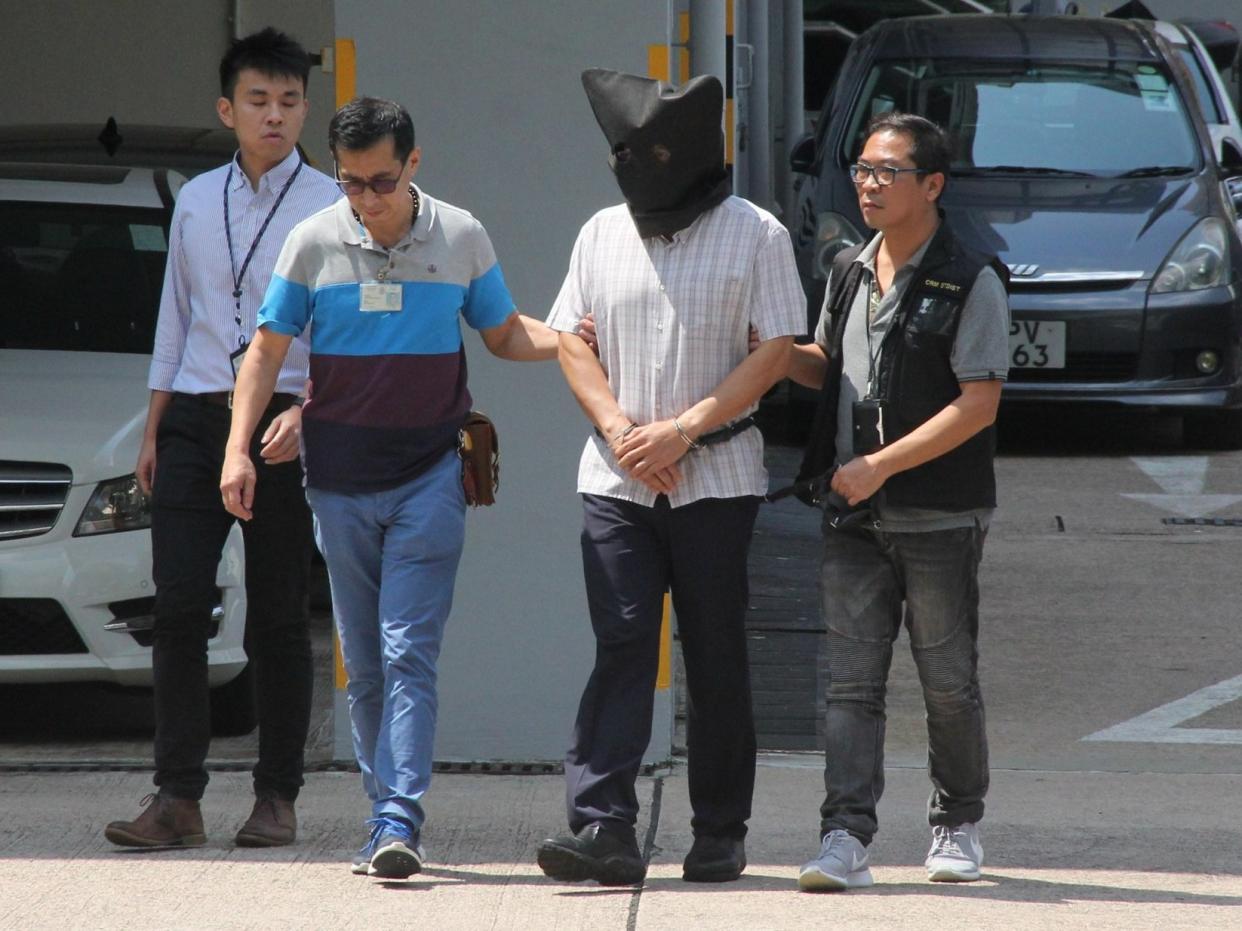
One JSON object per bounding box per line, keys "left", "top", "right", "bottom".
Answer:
{"left": 143, "top": 390, "right": 174, "bottom": 441}
{"left": 832, "top": 379, "right": 1003, "bottom": 505}
{"left": 787, "top": 342, "right": 829, "bottom": 390}
{"left": 557, "top": 331, "right": 630, "bottom": 439}
{"left": 869, "top": 380, "right": 1001, "bottom": 479}
{"left": 677, "top": 337, "right": 793, "bottom": 440}
{"left": 484, "top": 312, "right": 560, "bottom": 361}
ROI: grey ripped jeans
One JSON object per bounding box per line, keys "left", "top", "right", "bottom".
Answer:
{"left": 816, "top": 519, "right": 989, "bottom": 844}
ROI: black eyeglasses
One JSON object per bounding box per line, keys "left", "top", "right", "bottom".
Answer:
{"left": 848, "top": 163, "right": 926, "bottom": 186}
{"left": 333, "top": 168, "right": 402, "bottom": 196}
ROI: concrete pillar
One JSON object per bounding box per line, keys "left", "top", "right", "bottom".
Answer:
{"left": 689, "top": 0, "right": 727, "bottom": 84}
{"left": 746, "top": 0, "right": 773, "bottom": 210}
{"left": 781, "top": 0, "right": 804, "bottom": 222}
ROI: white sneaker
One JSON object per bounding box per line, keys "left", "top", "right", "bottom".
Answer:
{"left": 925, "top": 823, "right": 983, "bottom": 882}
{"left": 797, "top": 829, "right": 874, "bottom": 891}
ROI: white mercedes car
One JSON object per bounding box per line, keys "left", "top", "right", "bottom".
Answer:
{"left": 0, "top": 157, "right": 253, "bottom": 733}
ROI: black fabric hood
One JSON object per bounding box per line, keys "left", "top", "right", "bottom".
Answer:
{"left": 581, "top": 68, "right": 730, "bottom": 238}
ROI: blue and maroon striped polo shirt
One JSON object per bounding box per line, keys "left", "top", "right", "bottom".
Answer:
{"left": 258, "top": 186, "right": 515, "bottom": 492}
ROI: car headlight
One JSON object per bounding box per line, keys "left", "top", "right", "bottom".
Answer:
{"left": 1150, "top": 217, "right": 1231, "bottom": 293}
{"left": 812, "top": 211, "right": 865, "bottom": 281}
{"left": 73, "top": 474, "right": 151, "bottom": 536}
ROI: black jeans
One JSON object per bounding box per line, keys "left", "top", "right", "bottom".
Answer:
{"left": 817, "top": 521, "right": 989, "bottom": 844}
{"left": 150, "top": 393, "right": 314, "bottom": 802}
{"left": 565, "top": 493, "right": 760, "bottom": 840}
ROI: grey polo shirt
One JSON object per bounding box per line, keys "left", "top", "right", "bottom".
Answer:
{"left": 813, "top": 229, "right": 1010, "bottom": 531}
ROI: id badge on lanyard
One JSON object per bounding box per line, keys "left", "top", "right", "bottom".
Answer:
{"left": 229, "top": 341, "right": 248, "bottom": 382}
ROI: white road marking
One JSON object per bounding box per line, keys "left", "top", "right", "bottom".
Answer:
{"left": 1083, "top": 673, "right": 1242, "bottom": 745}
{"left": 1131, "top": 456, "right": 1208, "bottom": 494}
{"left": 1123, "top": 457, "right": 1242, "bottom": 518}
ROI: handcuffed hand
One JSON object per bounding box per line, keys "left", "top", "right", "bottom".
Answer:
{"left": 615, "top": 420, "right": 693, "bottom": 483}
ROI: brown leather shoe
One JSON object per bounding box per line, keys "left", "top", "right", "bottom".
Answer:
{"left": 234, "top": 790, "right": 297, "bottom": 847}
{"left": 104, "top": 792, "right": 206, "bottom": 848}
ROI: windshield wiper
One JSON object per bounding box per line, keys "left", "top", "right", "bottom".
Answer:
{"left": 955, "top": 165, "right": 1097, "bottom": 177}
{"left": 1115, "top": 165, "right": 1195, "bottom": 178}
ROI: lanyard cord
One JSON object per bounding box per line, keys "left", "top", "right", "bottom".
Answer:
{"left": 864, "top": 278, "right": 885, "bottom": 398}
{"left": 223, "top": 159, "right": 303, "bottom": 344}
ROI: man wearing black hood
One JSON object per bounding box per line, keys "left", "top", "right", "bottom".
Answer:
{"left": 538, "top": 69, "right": 804, "bottom": 886}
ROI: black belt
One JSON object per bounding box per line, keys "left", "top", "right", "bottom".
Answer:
{"left": 595, "top": 415, "right": 757, "bottom": 448}
{"left": 181, "top": 391, "right": 299, "bottom": 411}
{"left": 697, "top": 415, "right": 757, "bottom": 446}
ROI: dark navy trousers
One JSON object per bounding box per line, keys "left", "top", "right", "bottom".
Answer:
{"left": 565, "top": 493, "right": 760, "bottom": 840}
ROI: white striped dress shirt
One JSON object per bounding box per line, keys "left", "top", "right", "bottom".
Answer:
{"left": 148, "top": 148, "right": 340, "bottom": 395}
{"left": 547, "top": 196, "right": 806, "bottom": 508}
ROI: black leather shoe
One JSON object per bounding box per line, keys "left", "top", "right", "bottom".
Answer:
{"left": 537, "top": 822, "right": 646, "bottom": 886}
{"left": 683, "top": 835, "right": 746, "bottom": 882}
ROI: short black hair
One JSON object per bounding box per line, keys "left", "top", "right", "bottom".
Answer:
{"left": 866, "top": 111, "right": 951, "bottom": 192}
{"left": 328, "top": 97, "right": 416, "bottom": 163}
{"left": 219, "top": 27, "right": 312, "bottom": 100}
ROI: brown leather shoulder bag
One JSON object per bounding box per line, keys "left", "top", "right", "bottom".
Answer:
{"left": 459, "top": 411, "right": 499, "bottom": 507}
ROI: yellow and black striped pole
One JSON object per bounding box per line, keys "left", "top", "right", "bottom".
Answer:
{"left": 331, "top": 37, "right": 356, "bottom": 763}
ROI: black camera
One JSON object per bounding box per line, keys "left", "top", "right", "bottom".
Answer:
{"left": 852, "top": 398, "right": 889, "bottom": 455}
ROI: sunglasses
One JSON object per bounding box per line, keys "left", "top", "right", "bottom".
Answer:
{"left": 333, "top": 166, "right": 403, "bottom": 196}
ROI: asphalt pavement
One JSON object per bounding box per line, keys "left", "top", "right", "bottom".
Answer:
{"left": 4, "top": 409, "right": 1242, "bottom": 927}
{"left": 2, "top": 760, "right": 1241, "bottom": 929}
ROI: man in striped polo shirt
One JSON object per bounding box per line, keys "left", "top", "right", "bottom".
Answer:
{"left": 105, "top": 28, "right": 341, "bottom": 852}
{"left": 220, "top": 97, "right": 557, "bottom": 879}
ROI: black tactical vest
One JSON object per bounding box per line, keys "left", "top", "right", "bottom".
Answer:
{"left": 797, "top": 220, "right": 1008, "bottom": 511}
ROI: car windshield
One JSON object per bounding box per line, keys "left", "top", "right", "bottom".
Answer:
{"left": 0, "top": 202, "right": 167, "bottom": 354}
{"left": 844, "top": 58, "right": 1201, "bottom": 177}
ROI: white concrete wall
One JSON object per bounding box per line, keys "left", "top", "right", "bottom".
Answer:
{"left": 334, "top": 0, "right": 676, "bottom": 763}
{"left": 0, "top": 0, "right": 337, "bottom": 167}
{"left": 2, "top": 0, "right": 683, "bottom": 763}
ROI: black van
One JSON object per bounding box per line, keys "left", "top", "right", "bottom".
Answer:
{"left": 790, "top": 15, "right": 1242, "bottom": 447}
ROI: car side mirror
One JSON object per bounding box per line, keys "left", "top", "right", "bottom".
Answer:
{"left": 1219, "top": 141, "right": 1242, "bottom": 176}
{"left": 790, "top": 134, "right": 817, "bottom": 175}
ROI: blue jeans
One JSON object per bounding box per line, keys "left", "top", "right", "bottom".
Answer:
{"left": 306, "top": 449, "right": 465, "bottom": 830}
{"left": 817, "top": 520, "right": 989, "bottom": 844}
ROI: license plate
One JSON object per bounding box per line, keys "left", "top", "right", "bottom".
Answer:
{"left": 1009, "top": 320, "right": 1066, "bottom": 369}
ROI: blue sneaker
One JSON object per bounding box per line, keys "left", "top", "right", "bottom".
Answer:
{"left": 350, "top": 824, "right": 380, "bottom": 875}
{"left": 366, "top": 816, "right": 425, "bottom": 879}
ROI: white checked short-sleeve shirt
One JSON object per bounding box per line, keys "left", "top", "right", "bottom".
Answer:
{"left": 546, "top": 196, "right": 805, "bottom": 508}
